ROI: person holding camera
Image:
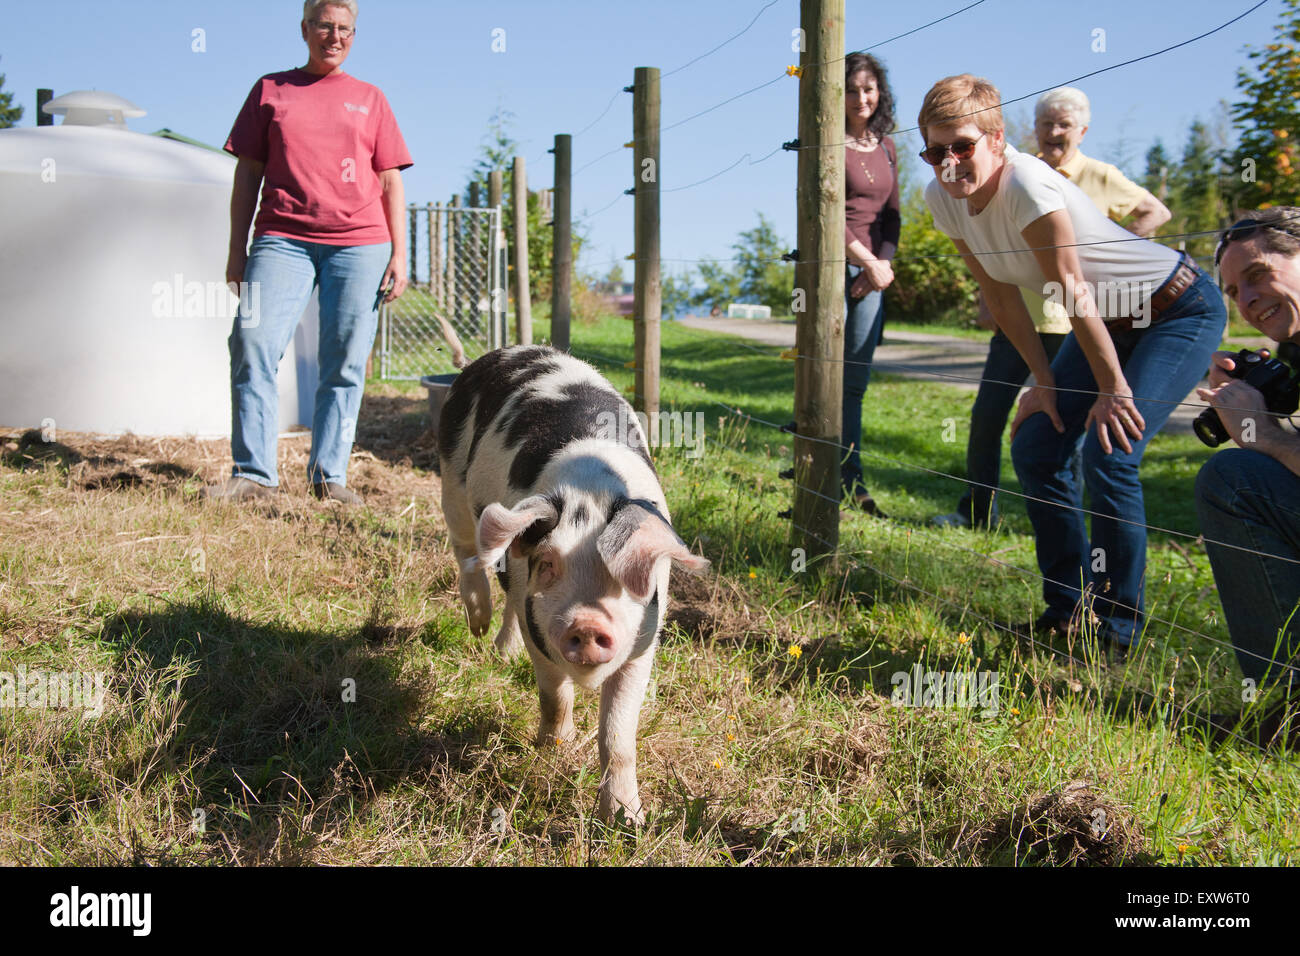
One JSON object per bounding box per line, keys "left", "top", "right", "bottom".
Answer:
{"left": 1195, "top": 207, "right": 1300, "bottom": 740}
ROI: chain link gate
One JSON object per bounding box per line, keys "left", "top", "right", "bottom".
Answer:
{"left": 378, "top": 203, "right": 508, "bottom": 379}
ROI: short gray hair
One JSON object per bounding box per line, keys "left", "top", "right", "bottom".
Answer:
{"left": 1035, "top": 86, "right": 1091, "bottom": 127}
{"left": 1238, "top": 207, "right": 1300, "bottom": 259}
{"left": 303, "top": 0, "right": 357, "bottom": 23}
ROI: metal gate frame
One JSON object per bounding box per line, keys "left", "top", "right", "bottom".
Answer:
{"left": 379, "top": 203, "right": 507, "bottom": 380}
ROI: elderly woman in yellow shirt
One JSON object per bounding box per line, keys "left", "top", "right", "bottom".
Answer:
{"left": 932, "top": 86, "right": 1172, "bottom": 531}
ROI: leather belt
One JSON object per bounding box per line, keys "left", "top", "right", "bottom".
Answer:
{"left": 1104, "top": 253, "right": 1199, "bottom": 334}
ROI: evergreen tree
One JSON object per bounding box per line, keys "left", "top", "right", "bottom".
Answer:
{"left": 1160, "top": 119, "right": 1232, "bottom": 261}
{"left": 1143, "top": 140, "right": 1172, "bottom": 203}
{"left": 731, "top": 212, "right": 794, "bottom": 311}
{"left": 0, "top": 57, "right": 24, "bottom": 128}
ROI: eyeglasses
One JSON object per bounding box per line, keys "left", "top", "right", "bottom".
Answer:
{"left": 918, "top": 132, "right": 986, "bottom": 166}
{"left": 309, "top": 19, "right": 355, "bottom": 39}
{"left": 1214, "top": 218, "right": 1276, "bottom": 267}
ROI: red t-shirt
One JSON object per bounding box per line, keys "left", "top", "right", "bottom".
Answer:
{"left": 225, "top": 69, "right": 413, "bottom": 245}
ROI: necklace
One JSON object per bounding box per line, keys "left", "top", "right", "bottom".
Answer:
{"left": 849, "top": 130, "right": 878, "bottom": 183}
{"left": 859, "top": 152, "right": 875, "bottom": 184}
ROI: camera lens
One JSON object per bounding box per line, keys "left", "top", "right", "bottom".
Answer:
{"left": 1193, "top": 407, "right": 1229, "bottom": 447}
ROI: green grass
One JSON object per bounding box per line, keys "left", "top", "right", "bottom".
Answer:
{"left": 1, "top": 311, "right": 1297, "bottom": 865}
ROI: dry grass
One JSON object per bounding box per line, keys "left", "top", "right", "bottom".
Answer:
{"left": 0, "top": 380, "right": 1289, "bottom": 866}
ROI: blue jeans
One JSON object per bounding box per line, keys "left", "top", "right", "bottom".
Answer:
{"left": 1195, "top": 448, "right": 1300, "bottom": 691}
{"left": 1011, "top": 268, "right": 1226, "bottom": 644}
{"left": 842, "top": 263, "right": 885, "bottom": 496}
{"left": 229, "top": 235, "right": 391, "bottom": 487}
{"left": 957, "top": 329, "right": 1068, "bottom": 526}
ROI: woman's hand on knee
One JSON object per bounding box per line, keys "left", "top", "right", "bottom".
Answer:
{"left": 1085, "top": 382, "right": 1145, "bottom": 455}
{"left": 1010, "top": 383, "right": 1065, "bottom": 441}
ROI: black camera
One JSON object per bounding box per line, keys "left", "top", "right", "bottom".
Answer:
{"left": 1193, "top": 342, "right": 1300, "bottom": 448}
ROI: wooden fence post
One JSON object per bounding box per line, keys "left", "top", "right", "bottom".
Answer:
{"left": 792, "top": 0, "right": 844, "bottom": 563}
{"left": 468, "top": 181, "right": 482, "bottom": 336}
{"left": 513, "top": 156, "right": 533, "bottom": 345}
{"left": 633, "top": 66, "right": 661, "bottom": 422}
{"left": 447, "top": 194, "right": 459, "bottom": 329}
{"left": 488, "top": 170, "right": 506, "bottom": 348}
{"left": 432, "top": 204, "right": 443, "bottom": 307}
{"left": 408, "top": 204, "right": 417, "bottom": 287}
{"left": 551, "top": 134, "right": 572, "bottom": 352}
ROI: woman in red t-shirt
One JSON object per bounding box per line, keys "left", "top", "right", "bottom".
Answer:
{"left": 202, "top": 0, "right": 413, "bottom": 505}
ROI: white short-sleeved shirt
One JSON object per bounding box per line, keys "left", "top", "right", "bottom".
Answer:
{"left": 925, "top": 145, "right": 1179, "bottom": 320}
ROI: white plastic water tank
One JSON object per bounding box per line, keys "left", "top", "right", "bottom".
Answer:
{"left": 0, "top": 97, "right": 319, "bottom": 437}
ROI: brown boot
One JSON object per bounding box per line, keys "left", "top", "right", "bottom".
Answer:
{"left": 311, "top": 482, "right": 362, "bottom": 505}
{"left": 199, "top": 476, "right": 276, "bottom": 502}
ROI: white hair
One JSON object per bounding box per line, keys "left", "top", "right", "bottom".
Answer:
{"left": 1035, "top": 87, "right": 1090, "bottom": 127}
{"left": 303, "top": 0, "right": 357, "bottom": 22}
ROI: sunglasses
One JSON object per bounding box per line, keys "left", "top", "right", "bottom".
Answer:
{"left": 1214, "top": 218, "right": 1275, "bottom": 267}
{"left": 918, "top": 131, "right": 986, "bottom": 166}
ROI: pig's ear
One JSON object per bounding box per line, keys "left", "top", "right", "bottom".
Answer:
{"left": 477, "top": 495, "right": 559, "bottom": 570}
{"left": 598, "top": 501, "right": 710, "bottom": 602}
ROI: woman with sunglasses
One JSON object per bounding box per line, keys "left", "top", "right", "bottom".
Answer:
{"left": 919, "top": 74, "right": 1225, "bottom": 653}
{"left": 932, "top": 86, "right": 1172, "bottom": 532}
{"left": 785, "top": 53, "right": 899, "bottom": 514}
{"left": 203, "top": 0, "right": 412, "bottom": 505}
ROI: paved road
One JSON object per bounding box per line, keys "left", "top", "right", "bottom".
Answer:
{"left": 678, "top": 315, "right": 1214, "bottom": 435}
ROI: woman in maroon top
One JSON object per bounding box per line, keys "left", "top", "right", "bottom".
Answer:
{"left": 784, "top": 53, "right": 899, "bottom": 513}
{"left": 837, "top": 52, "right": 900, "bottom": 513}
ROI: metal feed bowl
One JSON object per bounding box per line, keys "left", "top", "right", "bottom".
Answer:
{"left": 420, "top": 373, "right": 460, "bottom": 441}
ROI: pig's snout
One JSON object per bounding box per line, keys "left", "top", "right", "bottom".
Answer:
{"left": 561, "top": 620, "right": 617, "bottom": 666}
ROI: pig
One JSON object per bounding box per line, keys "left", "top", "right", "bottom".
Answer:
{"left": 437, "top": 345, "right": 710, "bottom": 824}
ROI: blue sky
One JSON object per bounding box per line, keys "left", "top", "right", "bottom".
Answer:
{"left": 1, "top": 0, "right": 1282, "bottom": 277}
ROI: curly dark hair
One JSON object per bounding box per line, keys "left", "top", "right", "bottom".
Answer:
{"left": 845, "top": 52, "right": 895, "bottom": 141}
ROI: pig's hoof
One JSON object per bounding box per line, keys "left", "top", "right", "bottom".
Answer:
{"left": 494, "top": 622, "right": 525, "bottom": 659}
{"left": 536, "top": 724, "right": 574, "bottom": 748}
{"left": 600, "top": 796, "right": 645, "bottom": 828}
{"left": 464, "top": 606, "right": 492, "bottom": 637}
{"left": 461, "top": 584, "right": 492, "bottom": 636}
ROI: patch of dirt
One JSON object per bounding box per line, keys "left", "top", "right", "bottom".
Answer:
{"left": 1, "top": 383, "right": 444, "bottom": 512}
{"left": 956, "top": 779, "right": 1149, "bottom": 866}
{"left": 666, "top": 565, "right": 798, "bottom": 646}
{"left": 803, "top": 708, "right": 890, "bottom": 785}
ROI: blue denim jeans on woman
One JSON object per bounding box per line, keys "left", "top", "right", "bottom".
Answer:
{"left": 229, "top": 235, "right": 391, "bottom": 487}
{"left": 957, "top": 328, "right": 1067, "bottom": 526}
{"left": 1196, "top": 448, "right": 1300, "bottom": 692}
{"left": 1010, "top": 267, "right": 1226, "bottom": 645}
{"left": 842, "top": 262, "right": 885, "bottom": 496}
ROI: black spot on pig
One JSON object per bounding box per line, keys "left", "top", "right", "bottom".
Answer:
{"left": 599, "top": 496, "right": 677, "bottom": 566}
{"left": 525, "top": 595, "right": 552, "bottom": 662}
{"left": 506, "top": 382, "right": 653, "bottom": 490}
{"left": 437, "top": 345, "right": 556, "bottom": 467}
{"left": 517, "top": 495, "right": 562, "bottom": 554}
